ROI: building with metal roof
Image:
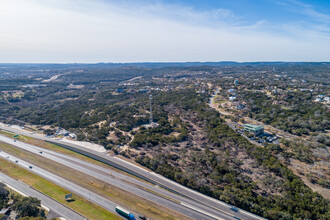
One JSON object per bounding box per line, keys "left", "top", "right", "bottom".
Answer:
{"left": 243, "top": 124, "right": 264, "bottom": 136}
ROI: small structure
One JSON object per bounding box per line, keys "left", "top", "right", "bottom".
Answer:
{"left": 229, "top": 96, "right": 236, "bottom": 101}
{"left": 243, "top": 124, "right": 264, "bottom": 136}
{"left": 0, "top": 208, "right": 10, "bottom": 215}
{"left": 235, "top": 104, "right": 245, "bottom": 110}
{"left": 69, "top": 133, "right": 77, "bottom": 139}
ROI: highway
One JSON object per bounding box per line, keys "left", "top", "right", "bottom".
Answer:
{"left": 0, "top": 125, "right": 265, "bottom": 220}
{"left": 0, "top": 134, "right": 236, "bottom": 220}
{"left": 0, "top": 135, "right": 230, "bottom": 220}
{"left": 0, "top": 150, "right": 130, "bottom": 219}
{"left": 0, "top": 172, "right": 87, "bottom": 220}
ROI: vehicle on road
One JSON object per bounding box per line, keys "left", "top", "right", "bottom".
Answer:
{"left": 115, "top": 206, "right": 135, "bottom": 220}
{"left": 29, "top": 166, "right": 33, "bottom": 169}
{"left": 138, "top": 214, "right": 146, "bottom": 219}
{"left": 230, "top": 205, "right": 239, "bottom": 212}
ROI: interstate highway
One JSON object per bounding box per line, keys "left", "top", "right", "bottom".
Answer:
{"left": 0, "top": 134, "right": 227, "bottom": 220}
{"left": 0, "top": 172, "right": 87, "bottom": 220}
{"left": 0, "top": 125, "right": 264, "bottom": 220}
{"left": 0, "top": 150, "right": 128, "bottom": 219}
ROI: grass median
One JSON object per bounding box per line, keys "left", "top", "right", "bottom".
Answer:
{"left": 0, "top": 140, "right": 187, "bottom": 220}
{"left": 0, "top": 156, "right": 121, "bottom": 220}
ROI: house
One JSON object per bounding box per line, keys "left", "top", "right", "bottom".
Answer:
{"left": 69, "top": 133, "right": 77, "bottom": 139}
{"left": 0, "top": 208, "right": 10, "bottom": 215}
{"left": 59, "top": 129, "right": 69, "bottom": 136}
{"left": 138, "top": 89, "right": 149, "bottom": 93}
{"left": 229, "top": 96, "right": 236, "bottom": 101}
{"left": 235, "top": 104, "right": 246, "bottom": 110}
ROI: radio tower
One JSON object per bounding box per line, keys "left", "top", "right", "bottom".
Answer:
{"left": 56, "top": 107, "right": 61, "bottom": 134}
{"left": 149, "top": 94, "right": 153, "bottom": 125}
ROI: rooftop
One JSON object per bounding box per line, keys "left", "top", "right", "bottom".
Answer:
{"left": 244, "top": 124, "right": 263, "bottom": 130}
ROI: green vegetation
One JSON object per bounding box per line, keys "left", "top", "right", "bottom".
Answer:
{"left": 241, "top": 91, "right": 329, "bottom": 136}
{"left": 1, "top": 62, "right": 329, "bottom": 220}
{"left": 0, "top": 183, "right": 45, "bottom": 219}
{"left": 135, "top": 89, "right": 329, "bottom": 220}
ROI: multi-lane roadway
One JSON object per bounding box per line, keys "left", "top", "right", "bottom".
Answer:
{"left": 0, "top": 125, "right": 265, "bottom": 220}
{"left": 0, "top": 172, "right": 87, "bottom": 220}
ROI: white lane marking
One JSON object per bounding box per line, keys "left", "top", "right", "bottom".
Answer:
{"left": 1, "top": 131, "right": 265, "bottom": 220}
{"left": 181, "top": 202, "right": 225, "bottom": 220}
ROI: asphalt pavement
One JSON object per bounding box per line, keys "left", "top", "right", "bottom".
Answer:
{"left": 0, "top": 134, "right": 232, "bottom": 220}
{"left": 0, "top": 172, "right": 87, "bottom": 220}
{"left": 0, "top": 125, "right": 265, "bottom": 220}
{"left": 0, "top": 150, "right": 126, "bottom": 219}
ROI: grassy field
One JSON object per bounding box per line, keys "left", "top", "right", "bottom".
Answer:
{"left": 0, "top": 140, "right": 187, "bottom": 220}
{"left": 0, "top": 156, "right": 121, "bottom": 220}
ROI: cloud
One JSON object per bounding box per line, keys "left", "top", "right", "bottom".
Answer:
{"left": 288, "top": 0, "right": 330, "bottom": 23}
{"left": 0, "top": 0, "right": 329, "bottom": 62}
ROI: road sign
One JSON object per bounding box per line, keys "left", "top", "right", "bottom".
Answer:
{"left": 65, "top": 193, "right": 73, "bottom": 201}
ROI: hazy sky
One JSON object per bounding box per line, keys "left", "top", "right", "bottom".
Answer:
{"left": 0, "top": 0, "right": 329, "bottom": 63}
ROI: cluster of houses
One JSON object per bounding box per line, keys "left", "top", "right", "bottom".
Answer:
{"left": 227, "top": 89, "right": 237, "bottom": 101}
{"left": 221, "top": 101, "right": 246, "bottom": 110}
{"left": 315, "top": 95, "right": 330, "bottom": 104}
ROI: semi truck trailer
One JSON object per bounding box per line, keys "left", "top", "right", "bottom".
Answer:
{"left": 115, "top": 206, "right": 135, "bottom": 220}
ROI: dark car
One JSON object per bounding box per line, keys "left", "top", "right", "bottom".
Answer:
{"left": 139, "top": 214, "right": 146, "bottom": 220}
{"left": 230, "top": 205, "right": 239, "bottom": 212}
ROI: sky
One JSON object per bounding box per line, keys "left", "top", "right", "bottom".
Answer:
{"left": 0, "top": 0, "right": 329, "bottom": 63}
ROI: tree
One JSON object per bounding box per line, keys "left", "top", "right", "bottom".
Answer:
{"left": 13, "top": 197, "right": 45, "bottom": 218}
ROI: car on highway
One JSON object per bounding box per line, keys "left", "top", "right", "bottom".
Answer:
{"left": 230, "top": 205, "right": 239, "bottom": 212}
{"left": 29, "top": 166, "right": 33, "bottom": 169}
{"left": 138, "top": 214, "right": 146, "bottom": 220}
